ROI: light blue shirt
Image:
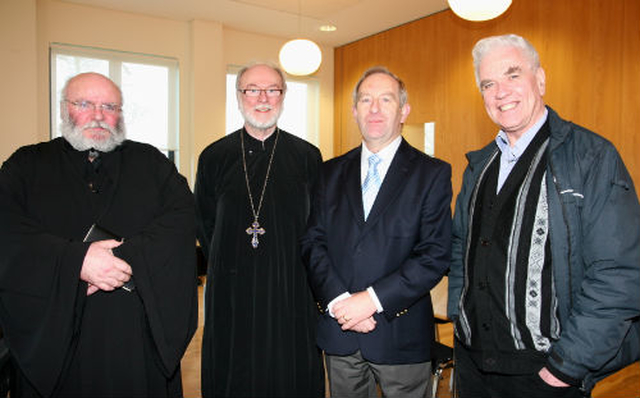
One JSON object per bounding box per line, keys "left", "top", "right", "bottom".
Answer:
{"left": 495, "top": 109, "right": 548, "bottom": 193}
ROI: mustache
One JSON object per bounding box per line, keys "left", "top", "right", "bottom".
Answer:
{"left": 80, "top": 120, "right": 117, "bottom": 134}
{"left": 61, "top": 115, "right": 126, "bottom": 152}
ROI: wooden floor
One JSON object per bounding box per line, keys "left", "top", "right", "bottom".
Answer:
{"left": 181, "top": 282, "right": 205, "bottom": 398}
{"left": 181, "top": 284, "right": 640, "bottom": 398}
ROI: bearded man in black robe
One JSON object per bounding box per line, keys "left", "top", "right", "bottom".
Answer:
{"left": 0, "top": 72, "right": 198, "bottom": 397}
{"left": 195, "top": 63, "right": 324, "bottom": 397}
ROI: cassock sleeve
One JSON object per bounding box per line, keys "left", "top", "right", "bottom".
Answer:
{"left": 112, "top": 150, "right": 198, "bottom": 379}
{"left": 0, "top": 146, "right": 90, "bottom": 397}
{"left": 194, "top": 147, "right": 217, "bottom": 261}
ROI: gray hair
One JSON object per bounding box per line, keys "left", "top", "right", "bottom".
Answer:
{"left": 472, "top": 34, "right": 541, "bottom": 89}
{"left": 235, "top": 62, "right": 288, "bottom": 93}
{"left": 352, "top": 66, "right": 408, "bottom": 107}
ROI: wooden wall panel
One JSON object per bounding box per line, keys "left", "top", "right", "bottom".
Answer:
{"left": 334, "top": 0, "right": 640, "bottom": 198}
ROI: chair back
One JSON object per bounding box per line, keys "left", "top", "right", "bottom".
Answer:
{"left": 431, "top": 276, "right": 449, "bottom": 321}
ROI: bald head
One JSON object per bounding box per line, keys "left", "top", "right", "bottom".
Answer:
{"left": 62, "top": 72, "right": 123, "bottom": 105}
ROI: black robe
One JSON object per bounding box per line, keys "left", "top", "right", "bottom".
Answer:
{"left": 195, "top": 128, "right": 324, "bottom": 397}
{"left": 0, "top": 138, "right": 198, "bottom": 397}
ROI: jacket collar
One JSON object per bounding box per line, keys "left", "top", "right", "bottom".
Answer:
{"left": 546, "top": 106, "right": 573, "bottom": 151}
{"left": 466, "top": 106, "right": 570, "bottom": 172}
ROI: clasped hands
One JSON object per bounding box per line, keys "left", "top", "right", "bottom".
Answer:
{"left": 332, "top": 291, "right": 378, "bottom": 333}
{"left": 80, "top": 240, "right": 132, "bottom": 296}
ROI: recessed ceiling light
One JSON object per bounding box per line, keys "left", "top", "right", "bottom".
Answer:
{"left": 319, "top": 25, "right": 337, "bottom": 32}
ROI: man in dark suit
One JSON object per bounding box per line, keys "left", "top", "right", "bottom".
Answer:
{"left": 301, "top": 66, "right": 452, "bottom": 397}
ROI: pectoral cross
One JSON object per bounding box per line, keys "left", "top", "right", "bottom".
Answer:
{"left": 246, "top": 220, "right": 265, "bottom": 249}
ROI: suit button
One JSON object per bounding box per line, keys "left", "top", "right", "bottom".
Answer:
{"left": 480, "top": 238, "right": 491, "bottom": 247}
{"left": 482, "top": 322, "right": 490, "bottom": 331}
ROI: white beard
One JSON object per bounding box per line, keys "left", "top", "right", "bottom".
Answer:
{"left": 238, "top": 103, "right": 283, "bottom": 131}
{"left": 61, "top": 111, "right": 126, "bottom": 152}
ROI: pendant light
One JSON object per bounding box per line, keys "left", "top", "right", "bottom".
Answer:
{"left": 279, "top": 39, "right": 322, "bottom": 76}
{"left": 448, "top": 0, "right": 512, "bottom": 21}
{"left": 279, "top": 0, "right": 322, "bottom": 76}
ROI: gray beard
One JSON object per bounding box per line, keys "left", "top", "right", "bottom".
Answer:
{"left": 61, "top": 113, "right": 126, "bottom": 153}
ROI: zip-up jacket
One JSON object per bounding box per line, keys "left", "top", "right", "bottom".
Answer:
{"left": 448, "top": 106, "right": 640, "bottom": 392}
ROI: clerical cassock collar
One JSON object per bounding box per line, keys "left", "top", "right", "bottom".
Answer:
{"left": 242, "top": 128, "right": 278, "bottom": 153}
{"left": 60, "top": 138, "right": 123, "bottom": 190}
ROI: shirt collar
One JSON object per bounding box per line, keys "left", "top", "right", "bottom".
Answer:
{"left": 361, "top": 135, "right": 402, "bottom": 164}
{"left": 495, "top": 108, "right": 548, "bottom": 161}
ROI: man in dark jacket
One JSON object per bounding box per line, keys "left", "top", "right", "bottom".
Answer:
{"left": 302, "top": 66, "right": 452, "bottom": 398}
{"left": 448, "top": 34, "right": 640, "bottom": 397}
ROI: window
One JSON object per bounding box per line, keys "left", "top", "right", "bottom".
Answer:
{"left": 225, "top": 67, "right": 319, "bottom": 145}
{"left": 50, "top": 43, "right": 180, "bottom": 163}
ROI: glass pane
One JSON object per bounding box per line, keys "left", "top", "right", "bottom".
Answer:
{"left": 279, "top": 81, "right": 308, "bottom": 140}
{"left": 121, "top": 62, "right": 171, "bottom": 150}
{"left": 226, "top": 74, "right": 244, "bottom": 134}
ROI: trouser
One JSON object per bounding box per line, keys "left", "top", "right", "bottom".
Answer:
{"left": 455, "top": 343, "right": 587, "bottom": 398}
{"left": 325, "top": 350, "right": 430, "bottom": 398}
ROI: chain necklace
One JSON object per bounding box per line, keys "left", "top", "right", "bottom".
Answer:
{"left": 241, "top": 128, "right": 280, "bottom": 249}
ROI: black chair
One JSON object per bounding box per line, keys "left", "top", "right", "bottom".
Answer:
{"left": 429, "top": 276, "right": 456, "bottom": 398}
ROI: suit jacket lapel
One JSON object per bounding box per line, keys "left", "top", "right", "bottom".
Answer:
{"left": 363, "top": 139, "right": 414, "bottom": 228}
{"left": 343, "top": 147, "right": 366, "bottom": 228}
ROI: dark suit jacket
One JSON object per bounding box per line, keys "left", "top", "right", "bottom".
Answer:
{"left": 301, "top": 138, "right": 452, "bottom": 364}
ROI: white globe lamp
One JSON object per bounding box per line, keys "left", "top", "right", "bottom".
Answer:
{"left": 448, "top": 0, "right": 512, "bottom": 21}
{"left": 279, "top": 39, "right": 322, "bottom": 76}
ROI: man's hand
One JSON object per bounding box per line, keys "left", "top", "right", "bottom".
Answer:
{"left": 80, "top": 240, "right": 132, "bottom": 293}
{"left": 333, "top": 291, "right": 378, "bottom": 331}
{"left": 349, "top": 317, "right": 377, "bottom": 333}
{"left": 86, "top": 283, "right": 100, "bottom": 296}
{"left": 538, "top": 367, "right": 570, "bottom": 387}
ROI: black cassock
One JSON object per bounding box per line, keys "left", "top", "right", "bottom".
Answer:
{"left": 195, "top": 129, "right": 324, "bottom": 397}
{"left": 0, "top": 138, "right": 198, "bottom": 397}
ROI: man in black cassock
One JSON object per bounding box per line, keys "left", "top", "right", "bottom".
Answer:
{"left": 195, "top": 63, "right": 324, "bottom": 397}
{"left": 0, "top": 72, "right": 198, "bottom": 397}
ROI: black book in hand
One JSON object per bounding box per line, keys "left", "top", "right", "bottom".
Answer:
{"left": 83, "top": 224, "right": 135, "bottom": 292}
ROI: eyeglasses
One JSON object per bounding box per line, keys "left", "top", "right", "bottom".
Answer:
{"left": 238, "top": 88, "right": 283, "bottom": 98}
{"left": 65, "top": 100, "right": 122, "bottom": 115}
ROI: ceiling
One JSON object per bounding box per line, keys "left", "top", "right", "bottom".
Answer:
{"left": 61, "top": 0, "right": 450, "bottom": 47}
